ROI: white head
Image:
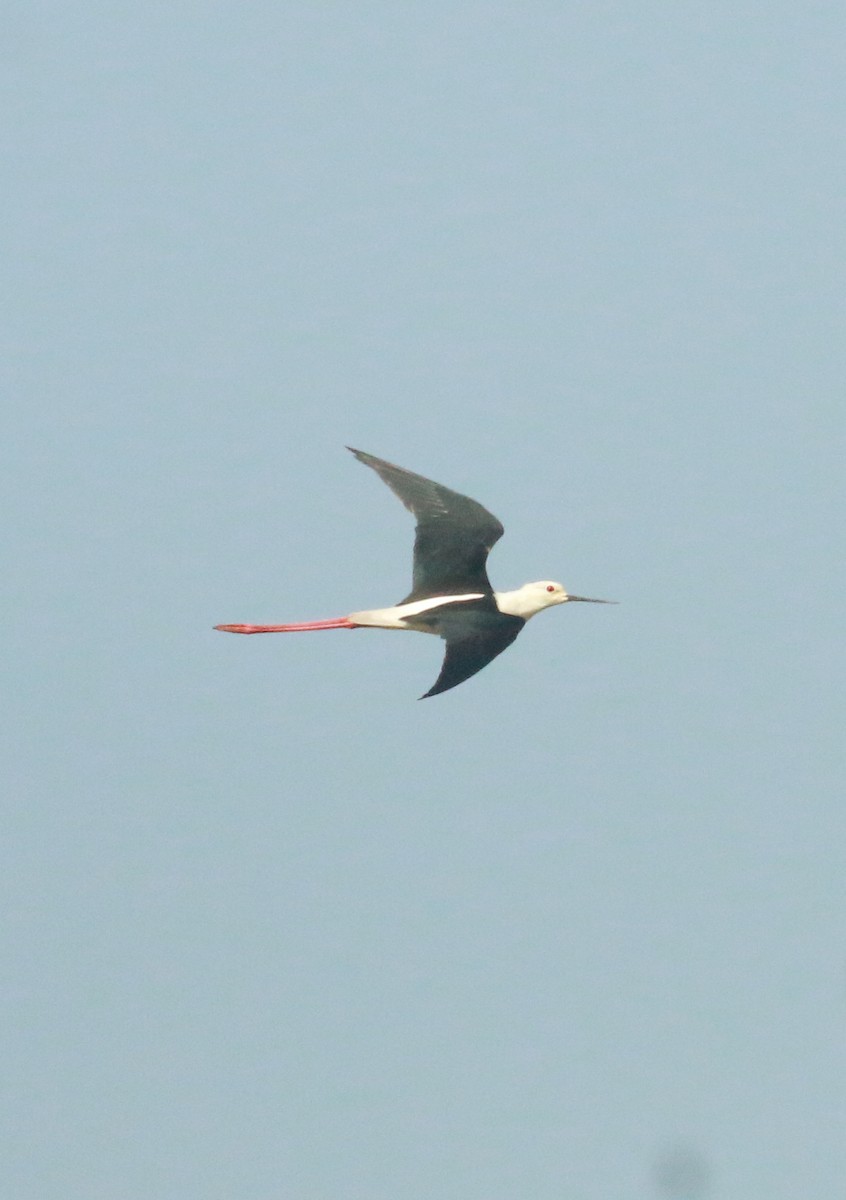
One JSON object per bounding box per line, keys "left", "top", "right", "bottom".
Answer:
{"left": 495, "top": 580, "right": 614, "bottom": 620}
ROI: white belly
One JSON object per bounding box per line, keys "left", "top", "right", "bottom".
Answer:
{"left": 349, "top": 593, "right": 484, "bottom": 632}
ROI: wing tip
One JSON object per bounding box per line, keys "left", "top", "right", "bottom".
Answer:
{"left": 348, "top": 446, "right": 385, "bottom": 472}
{"left": 418, "top": 674, "right": 455, "bottom": 700}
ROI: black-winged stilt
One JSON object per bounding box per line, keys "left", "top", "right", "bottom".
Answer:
{"left": 215, "top": 448, "right": 614, "bottom": 698}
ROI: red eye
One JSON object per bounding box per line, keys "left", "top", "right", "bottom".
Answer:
{"left": 546, "top": 585, "right": 555, "bottom": 592}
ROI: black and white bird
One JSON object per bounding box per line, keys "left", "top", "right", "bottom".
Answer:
{"left": 215, "top": 448, "right": 614, "bottom": 697}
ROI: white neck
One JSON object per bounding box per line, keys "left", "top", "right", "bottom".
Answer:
{"left": 494, "top": 584, "right": 563, "bottom": 620}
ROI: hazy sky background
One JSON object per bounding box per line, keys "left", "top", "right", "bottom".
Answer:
{"left": 4, "top": 4, "right": 845, "bottom": 1198}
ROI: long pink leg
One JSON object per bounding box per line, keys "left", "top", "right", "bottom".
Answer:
{"left": 214, "top": 616, "right": 356, "bottom": 634}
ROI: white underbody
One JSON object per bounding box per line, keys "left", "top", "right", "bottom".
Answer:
{"left": 349, "top": 593, "right": 485, "bottom": 633}
{"left": 348, "top": 581, "right": 570, "bottom": 632}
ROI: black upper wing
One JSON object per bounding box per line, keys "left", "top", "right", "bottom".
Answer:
{"left": 420, "top": 608, "right": 525, "bottom": 698}
{"left": 348, "top": 448, "right": 504, "bottom": 601}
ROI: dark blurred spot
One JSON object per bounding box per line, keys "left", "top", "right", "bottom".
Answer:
{"left": 652, "top": 1144, "right": 713, "bottom": 1198}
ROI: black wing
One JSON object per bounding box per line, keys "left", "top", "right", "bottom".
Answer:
{"left": 420, "top": 609, "right": 525, "bottom": 699}
{"left": 348, "top": 448, "right": 504, "bottom": 601}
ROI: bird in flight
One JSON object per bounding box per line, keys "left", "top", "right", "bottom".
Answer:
{"left": 215, "top": 448, "right": 614, "bottom": 698}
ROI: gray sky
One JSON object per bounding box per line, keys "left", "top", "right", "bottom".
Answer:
{"left": 4, "top": 4, "right": 844, "bottom": 1197}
